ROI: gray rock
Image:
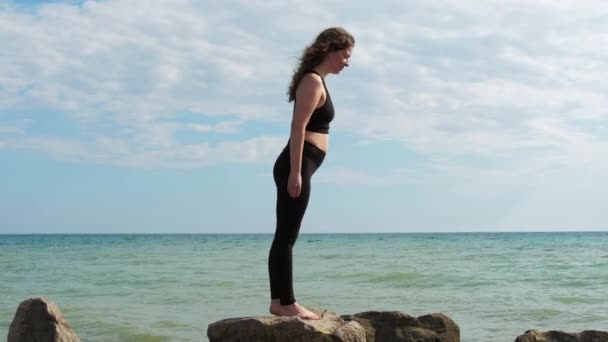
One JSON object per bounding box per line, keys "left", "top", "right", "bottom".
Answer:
{"left": 208, "top": 310, "right": 460, "bottom": 342}
{"left": 515, "top": 329, "right": 608, "bottom": 342}
{"left": 207, "top": 308, "right": 366, "bottom": 342}
{"left": 8, "top": 298, "right": 80, "bottom": 342}
{"left": 341, "top": 311, "right": 460, "bottom": 342}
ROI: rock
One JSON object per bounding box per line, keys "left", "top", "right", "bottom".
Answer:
{"left": 515, "top": 329, "right": 608, "bottom": 342}
{"left": 8, "top": 298, "right": 81, "bottom": 342}
{"left": 207, "top": 308, "right": 366, "bottom": 342}
{"left": 341, "top": 311, "right": 460, "bottom": 342}
{"left": 208, "top": 310, "right": 460, "bottom": 342}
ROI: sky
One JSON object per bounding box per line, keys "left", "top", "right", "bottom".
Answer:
{"left": 0, "top": 0, "right": 607, "bottom": 234}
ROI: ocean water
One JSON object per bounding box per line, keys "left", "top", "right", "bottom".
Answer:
{"left": 1, "top": 232, "right": 607, "bottom": 341}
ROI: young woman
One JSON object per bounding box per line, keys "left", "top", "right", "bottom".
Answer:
{"left": 268, "top": 27, "right": 355, "bottom": 320}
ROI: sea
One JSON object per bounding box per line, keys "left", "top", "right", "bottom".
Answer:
{"left": 1, "top": 232, "right": 607, "bottom": 341}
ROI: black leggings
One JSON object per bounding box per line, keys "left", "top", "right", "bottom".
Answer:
{"left": 268, "top": 140, "right": 325, "bottom": 305}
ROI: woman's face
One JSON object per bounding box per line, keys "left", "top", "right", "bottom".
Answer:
{"left": 328, "top": 46, "right": 353, "bottom": 74}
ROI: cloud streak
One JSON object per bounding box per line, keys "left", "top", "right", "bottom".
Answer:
{"left": 1, "top": 0, "right": 607, "bottom": 178}
{"left": 332, "top": 0, "right": 608, "bottom": 186}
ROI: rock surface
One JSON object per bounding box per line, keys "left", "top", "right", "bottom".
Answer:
{"left": 207, "top": 308, "right": 366, "bottom": 342}
{"left": 341, "top": 311, "right": 460, "bottom": 342}
{"left": 208, "top": 309, "right": 460, "bottom": 342}
{"left": 515, "top": 329, "right": 608, "bottom": 342}
{"left": 8, "top": 298, "right": 81, "bottom": 342}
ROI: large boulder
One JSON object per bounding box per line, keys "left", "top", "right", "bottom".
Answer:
{"left": 208, "top": 309, "right": 460, "bottom": 342}
{"left": 341, "top": 311, "right": 460, "bottom": 342}
{"left": 207, "top": 308, "right": 366, "bottom": 342}
{"left": 515, "top": 329, "right": 608, "bottom": 342}
{"left": 8, "top": 298, "right": 80, "bottom": 342}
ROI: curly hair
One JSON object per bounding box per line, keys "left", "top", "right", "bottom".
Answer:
{"left": 287, "top": 27, "right": 355, "bottom": 102}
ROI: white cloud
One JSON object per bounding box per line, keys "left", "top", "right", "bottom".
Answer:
{"left": 1, "top": 132, "right": 285, "bottom": 168}
{"left": 0, "top": 0, "right": 299, "bottom": 167}
{"left": 0, "top": 0, "right": 607, "bottom": 176}
{"left": 327, "top": 0, "right": 608, "bottom": 187}
{"left": 187, "top": 120, "right": 242, "bottom": 134}
{"left": 0, "top": 125, "right": 23, "bottom": 134}
{"left": 317, "top": 167, "right": 424, "bottom": 187}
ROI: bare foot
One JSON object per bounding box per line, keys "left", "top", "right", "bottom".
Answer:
{"left": 269, "top": 300, "right": 320, "bottom": 320}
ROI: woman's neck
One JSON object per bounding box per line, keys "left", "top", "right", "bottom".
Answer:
{"left": 313, "top": 61, "right": 331, "bottom": 78}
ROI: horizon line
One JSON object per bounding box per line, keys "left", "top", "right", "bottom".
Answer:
{"left": 1, "top": 230, "right": 607, "bottom": 235}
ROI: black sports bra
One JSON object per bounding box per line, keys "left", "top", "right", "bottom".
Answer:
{"left": 298, "top": 70, "right": 335, "bottom": 134}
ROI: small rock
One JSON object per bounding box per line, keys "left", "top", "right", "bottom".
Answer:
{"left": 341, "top": 311, "right": 460, "bottom": 342}
{"left": 8, "top": 297, "right": 80, "bottom": 342}
{"left": 515, "top": 329, "right": 608, "bottom": 342}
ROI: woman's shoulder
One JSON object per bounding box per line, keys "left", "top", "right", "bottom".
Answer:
{"left": 295, "top": 72, "right": 325, "bottom": 101}
{"left": 300, "top": 71, "right": 323, "bottom": 87}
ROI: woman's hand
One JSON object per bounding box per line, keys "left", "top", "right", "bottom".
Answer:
{"left": 287, "top": 171, "right": 302, "bottom": 198}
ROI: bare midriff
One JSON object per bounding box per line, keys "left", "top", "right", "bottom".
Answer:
{"left": 305, "top": 131, "right": 329, "bottom": 152}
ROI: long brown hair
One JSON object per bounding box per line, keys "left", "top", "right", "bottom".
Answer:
{"left": 287, "top": 27, "right": 355, "bottom": 102}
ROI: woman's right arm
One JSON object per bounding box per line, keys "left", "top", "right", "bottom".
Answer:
{"left": 287, "top": 74, "right": 324, "bottom": 198}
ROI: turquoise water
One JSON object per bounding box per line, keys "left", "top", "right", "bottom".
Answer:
{"left": 1, "top": 233, "right": 607, "bottom": 341}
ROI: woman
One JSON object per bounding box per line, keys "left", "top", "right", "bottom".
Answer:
{"left": 268, "top": 27, "right": 355, "bottom": 320}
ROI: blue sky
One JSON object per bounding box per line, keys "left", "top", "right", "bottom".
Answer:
{"left": 1, "top": 0, "right": 606, "bottom": 234}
